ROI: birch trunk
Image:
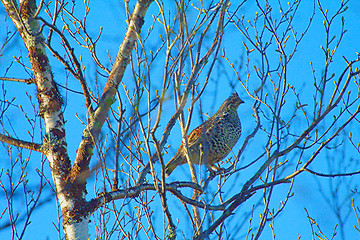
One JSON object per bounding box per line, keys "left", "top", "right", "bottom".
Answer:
{"left": 1, "top": 0, "right": 153, "bottom": 239}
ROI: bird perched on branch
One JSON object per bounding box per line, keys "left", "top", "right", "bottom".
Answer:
{"left": 165, "top": 92, "right": 244, "bottom": 176}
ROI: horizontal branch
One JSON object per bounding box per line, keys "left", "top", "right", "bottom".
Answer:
{"left": 0, "top": 77, "right": 34, "bottom": 84}
{"left": 0, "top": 133, "right": 43, "bottom": 153}
{"left": 87, "top": 181, "right": 203, "bottom": 214}
{"left": 247, "top": 178, "right": 291, "bottom": 193}
{"left": 304, "top": 168, "right": 360, "bottom": 178}
{"left": 86, "top": 180, "right": 255, "bottom": 214}
{"left": 0, "top": 77, "right": 83, "bottom": 94}
{"left": 170, "top": 188, "right": 225, "bottom": 211}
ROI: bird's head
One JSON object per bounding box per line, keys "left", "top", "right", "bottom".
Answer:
{"left": 220, "top": 92, "right": 244, "bottom": 112}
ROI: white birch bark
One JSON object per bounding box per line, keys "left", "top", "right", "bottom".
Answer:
{"left": 1, "top": 0, "right": 153, "bottom": 239}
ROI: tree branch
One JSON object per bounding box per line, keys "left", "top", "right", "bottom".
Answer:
{"left": 0, "top": 77, "right": 34, "bottom": 84}
{"left": 0, "top": 133, "right": 43, "bottom": 152}
{"left": 71, "top": 0, "right": 154, "bottom": 182}
{"left": 304, "top": 168, "right": 360, "bottom": 178}
{"left": 87, "top": 181, "right": 203, "bottom": 214}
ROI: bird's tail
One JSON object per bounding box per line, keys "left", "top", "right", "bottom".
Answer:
{"left": 165, "top": 151, "right": 185, "bottom": 177}
{"left": 164, "top": 161, "right": 176, "bottom": 177}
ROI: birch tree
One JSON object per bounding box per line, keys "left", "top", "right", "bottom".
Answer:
{"left": 0, "top": 0, "right": 360, "bottom": 239}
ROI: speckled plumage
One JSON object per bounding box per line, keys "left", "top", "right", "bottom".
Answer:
{"left": 165, "top": 92, "right": 244, "bottom": 176}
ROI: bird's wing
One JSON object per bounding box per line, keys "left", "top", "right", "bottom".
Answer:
{"left": 187, "top": 123, "right": 205, "bottom": 147}
{"left": 205, "top": 117, "right": 221, "bottom": 138}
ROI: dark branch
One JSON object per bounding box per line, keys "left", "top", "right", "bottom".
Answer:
{"left": 86, "top": 181, "right": 203, "bottom": 214}
{"left": 305, "top": 168, "right": 360, "bottom": 178}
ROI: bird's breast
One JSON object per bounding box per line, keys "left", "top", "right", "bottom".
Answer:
{"left": 205, "top": 113, "right": 241, "bottom": 159}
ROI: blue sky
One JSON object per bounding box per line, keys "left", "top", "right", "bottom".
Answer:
{"left": 1, "top": 0, "right": 360, "bottom": 239}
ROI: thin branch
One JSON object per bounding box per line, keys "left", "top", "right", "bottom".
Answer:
{"left": 112, "top": 92, "right": 124, "bottom": 191}
{"left": 0, "top": 77, "right": 34, "bottom": 84}
{"left": 0, "top": 133, "right": 43, "bottom": 153}
{"left": 194, "top": 192, "right": 254, "bottom": 240}
{"left": 304, "top": 168, "right": 360, "bottom": 178}
{"left": 37, "top": 16, "right": 94, "bottom": 112}
{"left": 247, "top": 178, "right": 291, "bottom": 193}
